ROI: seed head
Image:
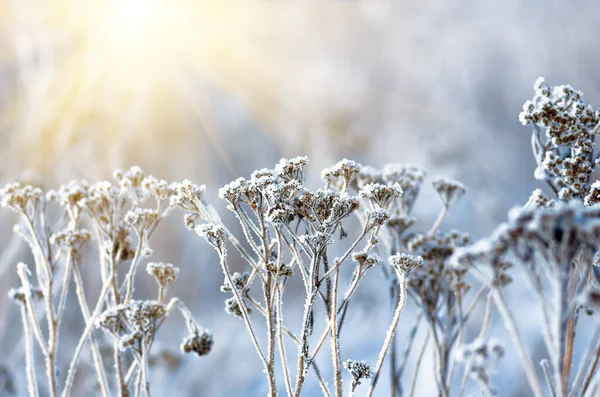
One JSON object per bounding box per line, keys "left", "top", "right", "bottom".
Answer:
{"left": 146, "top": 262, "right": 180, "bottom": 288}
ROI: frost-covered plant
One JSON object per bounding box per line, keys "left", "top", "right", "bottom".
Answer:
{"left": 1, "top": 167, "right": 210, "bottom": 397}
{"left": 453, "top": 78, "right": 600, "bottom": 397}
{"left": 325, "top": 162, "right": 484, "bottom": 396}
{"left": 173, "top": 157, "right": 424, "bottom": 397}
{"left": 172, "top": 157, "right": 481, "bottom": 397}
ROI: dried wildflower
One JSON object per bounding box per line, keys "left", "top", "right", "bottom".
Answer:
{"left": 584, "top": 180, "right": 600, "bottom": 206}
{"left": 265, "top": 262, "right": 293, "bottom": 277}
{"left": 344, "top": 360, "right": 373, "bottom": 388}
{"left": 97, "top": 306, "right": 127, "bottom": 335}
{"left": 520, "top": 77, "right": 600, "bottom": 198}
{"left": 274, "top": 156, "right": 309, "bottom": 182}
{"left": 359, "top": 183, "right": 403, "bottom": 208}
{"left": 431, "top": 177, "right": 466, "bottom": 207}
{"left": 118, "top": 331, "right": 143, "bottom": 351}
{"left": 195, "top": 224, "right": 227, "bottom": 249}
{"left": 0, "top": 182, "right": 44, "bottom": 213}
{"left": 181, "top": 330, "right": 213, "bottom": 356}
{"left": 296, "top": 190, "right": 360, "bottom": 227}
{"left": 171, "top": 179, "right": 206, "bottom": 211}
{"left": 366, "top": 208, "right": 390, "bottom": 227}
{"left": 381, "top": 164, "right": 427, "bottom": 214}
{"left": 124, "top": 300, "right": 166, "bottom": 332}
{"left": 298, "top": 232, "right": 332, "bottom": 253}
{"left": 218, "top": 177, "right": 248, "bottom": 207}
{"left": 266, "top": 206, "right": 296, "bottom": 225}
{"left": 220, "top": 272, "right": 250, "bottom": 292}
{"left": 455, "top": 338, "right": 504, "bottom": 395}
{"left": 389, "top": 253, "right": 423, "bottom": 274}
{"left": 50, "top": 229, "right": 91, "bottom": 251}
{"left": 225, "top": 296, "right": 251, "bottom": 318}
{"left": 97, "top": 300, "right": 166, "bottom": 339}
{"left": 386, "top": 216, "right": 416, "bottom": 237}
{"left": 114, "top": 166, "right": 148, "bottom": 200}
{"left": 322, "top": 158, "right": 361, "bottom": 190}
{"left": 524, "top": 189, "right": 555, "bottom": 209}
{"left": 141, "top": 175, "right": 175, "bottom": 201}
{"left": 352, "top": 252, "right": 382, "bottom": 269}
{"left": 146, "top": 262, "right": 179, "bottom": 288}
{"left": 124, "top": 208, "right": 160, "bottom": 232}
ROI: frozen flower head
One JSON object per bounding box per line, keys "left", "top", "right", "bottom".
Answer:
{"left": 359, "top": 183, "right": 403, "bottom": 208}
{"left": 381, "top": 164, "right": 427, "bottom": 214}
{"left": 98, "top": 300, "right": 166, "bottom": 345}
{"left": 141, "top": 176, "right": 174, "bottom": 201}
{"left": 431, "top": 177, "right": 466, "bottom": 207}
{"left": 454, "top": 204, "right": 600, "bottom": 286}
{"left": 96, "top": 306, "right": 128, "bottom": 335}
{"left": 265, "top": 262, "right": 293, "bottom": 277}
{"left": 50, "top": 229, "right": 92, "bottom": 252}
{"left": 114, "top": 166, "right": 147, "bottom": 199}
{"left": 389, "top": 253, "right": 423, "bottom": 274}
{"left": 218, "top": 178, "right": 248, "bottom": 208}
{"left": 386, "top": 216, "right": 416, "bottom": 237}
{"left": 195, "top": 223, "right": 227, "bottom": 249}
{"left": 353, "top": 166, "right": 384, "bottom": 190}
{"left": 521, "top": 77, "right": 600, "bottom": 198}
{"left": 455, "top": 338, "right": 504, "bottom": 394}
{"left": 366, "top": 208, "right": 390, "bottom": 228}
{"left": 584, "top": 180, "right": 600, "bottom": 206}
{"left": 225, "top": 296, "right": 251, "bottom": 318}
{"left": 0, "top": 182, "right": 44, "bottom": 213}
{"left": 220, "top": 272, "right": 250, "bottom": 293}
{"left": 171, "top": 179, "right": 206, "bottom": 212}
{"left": 125, "top": 208, "right": 160, "bottom": 233}
{"left": 56, "top": 180, "right": 90, "bottom": 209}
{"left": 274, "top": 156, "right": 309, "bottom": 182}
{"left": 524, "top": 189, "right": 555, "bottom": 209}
{"left": 298, "top": 231, "right": 332, "bottom": 253}
{"left": 181, "top": 330, "right": 213, "bottom": 356}
{"left": 146, "top": 262, "right": 179, "bottom": 288}
{"left": 295, "top": 190, "right": 359, "bottom": 228}
{"left": 352, "top": 251, "right": 381, "bottom": 269}
{"left": 321, "top": 158, "right": 361, "bottom": 190}
{"left": 344, "top": 360, "right": 372, "bottom": 388}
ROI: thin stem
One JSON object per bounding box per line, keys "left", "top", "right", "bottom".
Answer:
{"left": 71, "top": 259, "right": 110, "bottom": 397}
{"left": 293, "top": 252, "right": 321, "bottom": 396}
{"left": 61, "top": 271, "right": 114, "bottom": 397}
{"left": 492, "top": 287, "right": 545, "bottom": 397}
{"left": 21, "top": 304, "right": 39, "bottom": 397}
{"left": 366, "top": 271, "right": 408, "bottom": 397}
{"left": 428, "top": 205, "right": 448, "bottom": 237}
{"left": 122, "top": 234, "right": 145, "bottom": 304}
{"left": 216, "top": 249, "right": 268, "bottom": 367}
{"left": 582, "top": 342, "right": 600, "bottom": 396}
{"left": 330, "top": 268, "right": 343, "bottom": 397}
{"left": 542, "top": 359, "right": 558, "bottom": 397}
{"left": 409, "top": 331, "right": 430, "bottom": 397}
{"left": 276, "top": 284, "right": 293, "bottom": 397}
{"left": 570, "top": 326, "right": 600, "bottom": 396}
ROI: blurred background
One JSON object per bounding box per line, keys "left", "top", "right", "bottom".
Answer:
{"left": 0, "top": 0, "right": 599, "bottom": 395}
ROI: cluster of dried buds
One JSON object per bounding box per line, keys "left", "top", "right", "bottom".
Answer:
{"left": 1, "top": 166, "right": 210, "bottom": 397}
